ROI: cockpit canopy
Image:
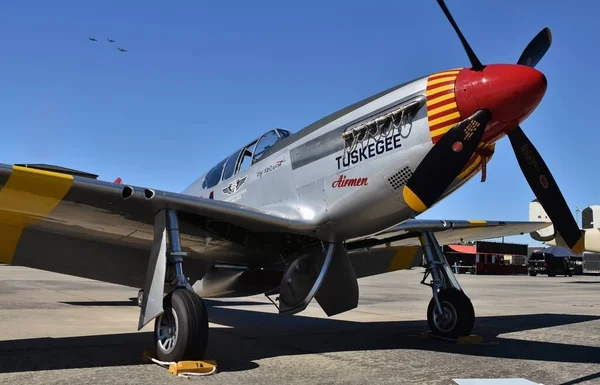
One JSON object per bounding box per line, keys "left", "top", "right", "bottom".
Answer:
{"left": 202, "top": 128, "right": 292, "bottom": 189}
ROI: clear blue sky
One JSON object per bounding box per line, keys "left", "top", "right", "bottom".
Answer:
{"left": 1, "top": 0, "right": 597, "bottom": 246}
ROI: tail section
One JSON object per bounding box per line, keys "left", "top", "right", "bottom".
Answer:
{"left": 529, "top": 199, "right": 555, "bottom": 242}
{"left": 529, "top": 200, "right": 600, "bottom": 253}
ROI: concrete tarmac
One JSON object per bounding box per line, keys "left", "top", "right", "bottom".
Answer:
{"left": 0, "top": 265, "right": 598, "bottom": 385}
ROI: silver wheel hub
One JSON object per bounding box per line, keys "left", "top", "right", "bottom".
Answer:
{"left": 156, "top": 309, "right": 179, "bottom": 354}
{"left": 433, "top": 301, "right": 457, "bottom": 333}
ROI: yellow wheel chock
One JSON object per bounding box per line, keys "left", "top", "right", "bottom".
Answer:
{"left": 415, "top": 331, "right": 486, "bottom": 345}
{"left": 143, "top": 351, "right": 218, "bottom": 377}
{"left": 169, "top": 360, "right": 218, "bottom": 376}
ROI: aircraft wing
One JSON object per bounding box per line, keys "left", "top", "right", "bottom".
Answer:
{"left": 346, "top": 218, "right": 550, "bottom": 249}
{"left": 0, "top": 163, "right": 549, "bottom": 294}
{"left": 0, "top": 163, "right": 315, "bottom": 234}
{"left": 0, "top": 163, "right": 316, "bottom": 288}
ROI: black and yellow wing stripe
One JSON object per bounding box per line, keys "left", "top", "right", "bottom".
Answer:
{"left": 0, "top": 165, "right": 73, "bottom": 263}
{"left": 0, "top": 163, "right": 316, "bottom": 265}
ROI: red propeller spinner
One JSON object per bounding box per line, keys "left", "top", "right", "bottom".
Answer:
{"left": 454, "top": 64, "right": 547, "bottom": 142}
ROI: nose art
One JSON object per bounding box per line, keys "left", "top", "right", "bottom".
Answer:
{"left": 454, "top": 64, "right": 547, "bottom": 125}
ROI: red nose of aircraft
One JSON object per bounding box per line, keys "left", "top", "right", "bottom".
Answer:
{"left": 454, "top": 64, "right": 547, "bottom": 138}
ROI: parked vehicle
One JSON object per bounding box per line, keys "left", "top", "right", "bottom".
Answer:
{"left": 569, "top": 256, "right": 584, "bottom": 275}
{"left": 528, "top": 246, "right": 575, "bottom": 277}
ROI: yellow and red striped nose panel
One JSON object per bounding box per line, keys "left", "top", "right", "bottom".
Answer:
{"left": 425, "top": 68, "right": 462, "bottom": 144}
{"left": 425, "top": 68, "right": 496, "bottom": 182}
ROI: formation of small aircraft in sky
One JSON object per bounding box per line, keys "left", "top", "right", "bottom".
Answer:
{"left": 88, "top": 37, "right": 127, "bottom": 52}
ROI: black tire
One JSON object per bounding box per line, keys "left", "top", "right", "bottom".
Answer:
{"left": 548, "top": 271, "right": 556, "bottom": 277}
{"left": 137, "top": 289, "right": 144, "bottom": 307}
{"left": 154, "top": 289, "right": 209, "bottom": 362}
{"left": 529, "top": 272, "right": 537, "bottom": 277}
{"left": 427, "top": 288, "right": 475, "bottom": 339}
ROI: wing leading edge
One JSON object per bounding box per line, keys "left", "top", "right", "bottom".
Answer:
{"left": 346, "top": 218, "right": 550, "bottom": 249}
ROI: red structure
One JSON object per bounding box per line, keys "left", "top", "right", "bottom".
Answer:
{"left": 443, "top": 241, "right": 529, "bottom": 275}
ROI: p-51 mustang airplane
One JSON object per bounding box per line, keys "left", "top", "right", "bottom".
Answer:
{"left": 0, "top": 0, "right": 584, "bottom": 363}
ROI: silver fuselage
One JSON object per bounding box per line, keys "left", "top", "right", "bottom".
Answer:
{"left": 183, "top": 71, "right": 487, "bottom": 241}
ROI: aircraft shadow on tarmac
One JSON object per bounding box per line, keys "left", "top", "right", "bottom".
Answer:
{"left": 563, "top": 280, "right": 600, "bottom": 285}
{"left": 58, "top": 298, "right": 270, "bottom": 307}
{"left": 59, "top": 300, "right": 139, "bottom": 307}
{"left": 0, "top": 299, "right": 598, "bottom": 375}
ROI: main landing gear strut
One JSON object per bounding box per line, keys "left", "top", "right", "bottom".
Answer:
{"left": 138, "top": 209, "right": 209, "bottom": 362}
{"left": 418, "top": 231, "right": 475, "bottom": 338}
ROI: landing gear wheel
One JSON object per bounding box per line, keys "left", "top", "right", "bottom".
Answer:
{"left": 427, "top": 289, "right": 475, "bottom": 339}
{"left": 154, "top": 289, "right": 209, "bottom": 362}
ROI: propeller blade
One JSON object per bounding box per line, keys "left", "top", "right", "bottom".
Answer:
{"left": 436, "top": 0, "right": 484, "bottom": 71}
{"left": 403, "top": 109, "right": 492, "bottom": 213}
{"left": 507, "top": 126, "right": 583, "bottom": 253}
{"left": 517, "top": 27, "right": 552, "bottom": 68}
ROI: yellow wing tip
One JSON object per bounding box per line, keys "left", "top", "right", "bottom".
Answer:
{"left": 12, "top": 165, "right": 74, "bottom": 181}
{"left": 0, "top": 165, "right": 74, "bottom": 265}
